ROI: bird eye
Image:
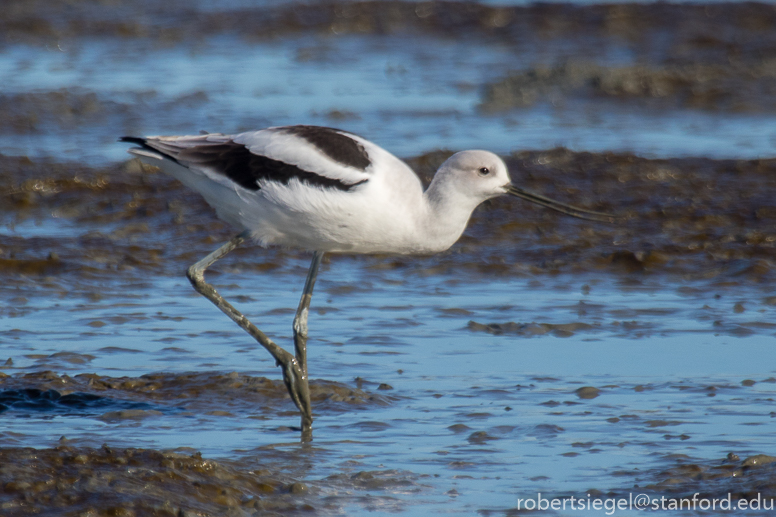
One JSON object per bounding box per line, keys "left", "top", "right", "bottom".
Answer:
{"left": 478, "top": 167, "right": 490, "bottom": 176}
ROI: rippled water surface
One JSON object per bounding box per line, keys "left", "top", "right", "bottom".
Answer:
{"left": 4, "top": 266, "right": 776, "bottom": 514}
{"left": 2, "top": 1, "right": 776, "bottom": 515}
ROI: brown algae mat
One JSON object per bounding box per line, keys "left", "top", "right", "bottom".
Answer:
{"left": 4, "top": 1, "right": 776, "bottom": 62}
{"left": 480, "top": 61, "right": 776, "bottom": 113}
{"left": 0, "top": 371, "right": 391, "bottom": 419}
{"left": 2, "top": 446, "right": 772, "bottom": 516}
{"left": 0, "top": 444, "right": 314, "bottom": 516}
{"left": 0, "top": 373, "right": 403, "bottom": 515}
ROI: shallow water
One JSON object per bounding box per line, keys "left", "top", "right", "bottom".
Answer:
{"left": 3, "top": 264, "right": 776, "bottom": 514}
{"left": 5, "top": 3, "right": 776, "bottom": 163}
{"left": 2, "top": 1, "right": 776, "bottom": 515}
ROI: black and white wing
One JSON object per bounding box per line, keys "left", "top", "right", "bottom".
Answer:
{"left": 121, "top": 125, "right": 375, "bottom": 193}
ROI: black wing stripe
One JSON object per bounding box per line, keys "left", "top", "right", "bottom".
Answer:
{"left": 179, "top": 141, "right": 366, "bottom": 192}
{"left": 281, "top": 125, "right": 371, "bottom": 171}
{"left": 121, "top": 135, "right": 369, "bottom": 191}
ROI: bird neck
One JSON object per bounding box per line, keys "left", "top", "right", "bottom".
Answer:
{"left": 419, "top": 175, "right": 482, "bottom": 253}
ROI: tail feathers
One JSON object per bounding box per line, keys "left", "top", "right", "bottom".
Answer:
{"left": 120, "top": 136, "right": 170, "bottom": 162}
{"left": 119, "top": 136, "right": 147, "bottom": 146}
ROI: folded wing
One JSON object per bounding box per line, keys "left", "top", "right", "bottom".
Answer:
{"left": 120, "top": 125, "right": 373, "bottom": 193}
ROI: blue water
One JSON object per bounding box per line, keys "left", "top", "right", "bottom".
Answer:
{"left": 3, "top": 262, "right": 775, "bottom": 514}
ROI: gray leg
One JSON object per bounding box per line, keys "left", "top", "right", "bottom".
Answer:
{"left": 186, "top": 231, "right": 313, "bottom": 436}
{"left": 293, "top": 251, "right": 324, "bottom": 378}
{"left": 291, "top": 251, "right": 323, "bottom": 441}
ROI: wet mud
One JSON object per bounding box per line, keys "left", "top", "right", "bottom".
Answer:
{"left": 0, "top": 442, "right": 424, "bottom": 516}
{"left": 0, "top": 90, "right": 106, "bottom": 134}
{"left": 4, "top": 1, "right": 776, "bottom": 60}
{"left": 468, "top": 319, "right": 598, "bottom": 338}
{"left": 0, "top": 371, "right": 390, "bottom": 419}
{"left": 481, "top": 61, "right": 776, "bottom": 113}
{"left": 631, "top": 452, "right": 776, "bottom": 501}
{"left": 0, "top": 444, "right": 316, "bottom": 516}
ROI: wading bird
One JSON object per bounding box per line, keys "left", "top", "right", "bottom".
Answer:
{"left": 121, "top": 125, "right": 612, "bottom": 439}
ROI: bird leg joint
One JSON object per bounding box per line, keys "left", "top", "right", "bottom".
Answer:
{"left": 280, "top": 359, "right": 313, "bottom": 422}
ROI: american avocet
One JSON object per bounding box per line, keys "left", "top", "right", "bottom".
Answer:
{"left": 121, "top": 125, "right": 612, "bottom": 438}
